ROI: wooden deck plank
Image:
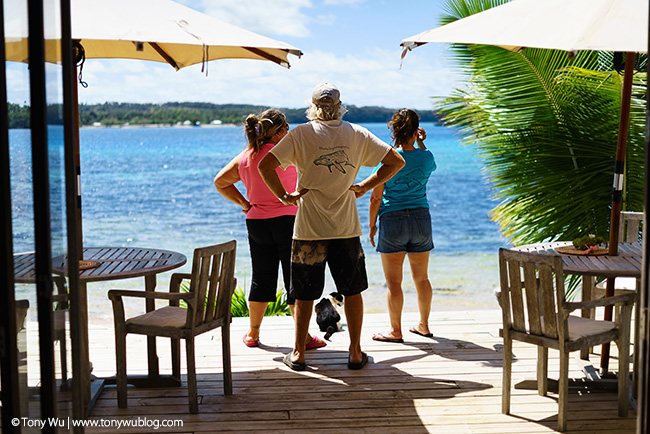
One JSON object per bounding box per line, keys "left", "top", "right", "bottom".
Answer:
{"left": 36, "top": 309, "right": 633, "bottom": 433}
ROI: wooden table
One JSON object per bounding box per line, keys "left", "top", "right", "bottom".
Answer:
{"left": 512, "top": 241, "right": 642, "bottom": 278}
{"left": 14, "top": 246, "right": 187, "bottom": 416}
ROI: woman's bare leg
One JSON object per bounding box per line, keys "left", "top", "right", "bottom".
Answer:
{"left": 378, "top": 252, "right": 407, "bottom": 339}
{"left": 407, "top": 252, "right": 432, "bottom": 336}
{"left": 245, "top": 301, "right": 269, "bottom": 342}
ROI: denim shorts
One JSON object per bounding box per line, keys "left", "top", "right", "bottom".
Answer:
{"left": 376, "top": 207, "right": 434, "bottom": 254}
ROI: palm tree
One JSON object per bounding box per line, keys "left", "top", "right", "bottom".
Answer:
{"left": 437, "top": 0, "right": 646, "bottom": 246}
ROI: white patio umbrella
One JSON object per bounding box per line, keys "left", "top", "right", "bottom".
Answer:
{"left": 400, "top": 0, "right": 648, "bottom": 374}
{"left": 4, "top": 0, "right": 302, "bottom": 250}
{"left": 5, "top": 0, "right": 302, "bottom": 69}
{"left": 401, "top": 0, "right": 646, "bottom": 53}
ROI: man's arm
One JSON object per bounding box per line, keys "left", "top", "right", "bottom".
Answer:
{"left": 349, "top": 148, "right": 405, "bottom": 198}
{"left": 258, "top": 152, "right": 306, "bottom": 206}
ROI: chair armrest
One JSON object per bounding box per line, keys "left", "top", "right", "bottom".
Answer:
{"left": 107, "top": 289, "right": 193, "bottom": 302}
{"left": 565, "top": 292, "right": 638, "bottom": 312}
{"left": 108, "top": 290, "right": 194, "bottom": 324}
{"left": 169, "top": 273, "right": 192, "bottom": 294}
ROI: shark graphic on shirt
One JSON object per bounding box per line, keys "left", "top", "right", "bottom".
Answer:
{"left": 393, "top": 168, "right": 427, "bottom": 189}
{"left": 313, "top": 150, "right": 356, "bottom": 174}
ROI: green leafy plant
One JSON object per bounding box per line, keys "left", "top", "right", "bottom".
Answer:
{"left": 573, "top": 235, "right": 607, "bottom": 250}
{"left": 180, "top": 282, "right": 291, "bottom": 317}
{"left": 264, "top": 290, "right": 292, "bottom": 317}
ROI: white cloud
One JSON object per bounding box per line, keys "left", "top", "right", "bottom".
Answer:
{"left": 198, "top": 0, "right": 314, "bottom": 38}
{"left": 68, "top": 44, "right": 457, "bottom": 111}
{"left": 6, "top": 65, "right": 30, "bottom": 105}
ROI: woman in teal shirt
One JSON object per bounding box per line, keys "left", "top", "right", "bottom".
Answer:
{"left": 369, "top": 109, "right": 437, "bottom": 343}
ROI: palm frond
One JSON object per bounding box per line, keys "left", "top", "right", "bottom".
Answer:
{"left": 437, "top": 0, "right": 645, "bottom": 248}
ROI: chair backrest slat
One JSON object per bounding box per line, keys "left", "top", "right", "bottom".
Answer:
{"left": 215, "top": 246, "right": 236, "bottom": 321}
{"left": 196, "top": 253, "right": 212, "bottom": 325}
{"left": 538, "top": 263, "right": 558, "bottom": 339}
{"left": 204, "top": 254, "right": 222, "bottom": 322}
{"left": 508, "top": 259, "right": 526, "bottom": 332}
{"left": 522, "top": 262, "right": 542, "bottom": 335}
{"left": 619, "top": 211, "right": 643, "bottom": 243}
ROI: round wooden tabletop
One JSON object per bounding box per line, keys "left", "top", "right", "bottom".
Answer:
{"left": 14, "top": 246, "right": 187, "bottom": 283}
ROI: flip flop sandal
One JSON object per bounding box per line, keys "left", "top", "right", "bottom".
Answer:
{"left": 305, "top": 335, "right": 327, "bottom": 350}
{"left": 283, "top": 353, "right": 306, "bottom": 371}
{"left": 408, "top": 327, "right": 433, "bottom": 338}
{"left": 372, "top": 333, "right": 404, "bottom": 343}
{"left": 347, "top": 352, "right": 369, "bottom": 370}
{"left": 242, "top": 333, "right": 260, "bottom": 347}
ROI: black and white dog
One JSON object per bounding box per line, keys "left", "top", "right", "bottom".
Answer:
{"left": 315, "top": 292, "right": 344, "bottom": 340}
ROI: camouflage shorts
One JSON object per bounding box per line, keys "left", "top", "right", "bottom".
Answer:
{"left": 290, "top": 237, "right": 368, "bottom": 300}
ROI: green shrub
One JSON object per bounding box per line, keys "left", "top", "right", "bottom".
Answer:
{"left": 180, "top": 282, "right": 291, "bottom": 317}
{"left": 264, "top": 290, "right": 291, "bottom": 317}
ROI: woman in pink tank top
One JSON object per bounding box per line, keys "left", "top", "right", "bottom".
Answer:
{"left": 214, "top": 109, "right": 325, "bottom": 350}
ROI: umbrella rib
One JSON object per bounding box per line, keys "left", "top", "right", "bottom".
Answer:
{"left": 243, "top": 47, "right": 288, "bottom": 68}
{"left": 149, "top": 42, "right": 180, "bottom": 70}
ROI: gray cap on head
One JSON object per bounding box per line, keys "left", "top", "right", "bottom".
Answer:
{"left": 311, "top": 83, "right": 340, "bottom": 105}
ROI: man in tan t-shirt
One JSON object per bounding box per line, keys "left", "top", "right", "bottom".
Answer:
{"left": 259, "top": 83, "right": 404, "bottom": 371}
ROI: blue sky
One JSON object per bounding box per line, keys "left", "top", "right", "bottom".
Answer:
{"left": 9, "top": 0, "right": 460, "bottom": 110}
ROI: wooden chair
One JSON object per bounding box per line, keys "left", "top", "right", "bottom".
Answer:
{"left": 108, "top": 241, "right": 237, "bottom": 413}
{"left": 498, "top": 248, "right": 636, "bottom": 431}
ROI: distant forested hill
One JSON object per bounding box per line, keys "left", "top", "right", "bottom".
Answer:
{"left": 7, "top": 102, "right": 441, "bottom": 128}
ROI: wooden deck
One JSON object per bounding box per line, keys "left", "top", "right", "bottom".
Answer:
{"left": 80, "top": 309, "right": 635, "bottom": 433}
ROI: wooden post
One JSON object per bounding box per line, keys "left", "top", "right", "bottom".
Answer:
{"left": 602, "top": 51, "right": 636, "bottom": 374}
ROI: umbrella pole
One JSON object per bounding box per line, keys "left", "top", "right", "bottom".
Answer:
{"left": 73, "top": 69, "right": 83, "bottom": 255}
{"left": 601, "top": 51, "right": 636, "bottom": 374}
{"left": 72, "top": 64, "right": 92, "bottom": 413}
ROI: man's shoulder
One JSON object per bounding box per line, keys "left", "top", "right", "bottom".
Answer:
{"left": 345, "top": 121, "right": 367, "bottom": 132}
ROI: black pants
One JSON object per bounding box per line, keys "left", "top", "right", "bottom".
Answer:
{"left": 246, "top": 215, "right": 295, "bottom": 304}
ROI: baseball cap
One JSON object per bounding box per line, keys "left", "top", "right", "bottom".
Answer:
{"left": 311, "top": 83, "right": 340, "bottom": 105}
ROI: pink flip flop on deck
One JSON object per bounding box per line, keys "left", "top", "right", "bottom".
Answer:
{"left": 242, "top": 333, "right": 260, "bottom": 348}
{"left": 305, "top": 335, "right": 327, "bottom": 350}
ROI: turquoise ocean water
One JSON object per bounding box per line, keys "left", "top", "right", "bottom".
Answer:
{"left": 11, "top": 122, "right": 508, "bottom": 322}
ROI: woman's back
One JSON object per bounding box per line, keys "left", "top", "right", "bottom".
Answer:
{"left": 239, "top": 143, "right": 297, "bottom": 219}
{"left": 380, "top": 148, "right": 436, "bottom": 217}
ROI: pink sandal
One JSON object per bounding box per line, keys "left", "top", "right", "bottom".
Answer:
{"left": 242, "top": 333, "right": 260, "bottom": 348}
{"left": 305, "top": 335, "right": 326, "bottom": 350}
